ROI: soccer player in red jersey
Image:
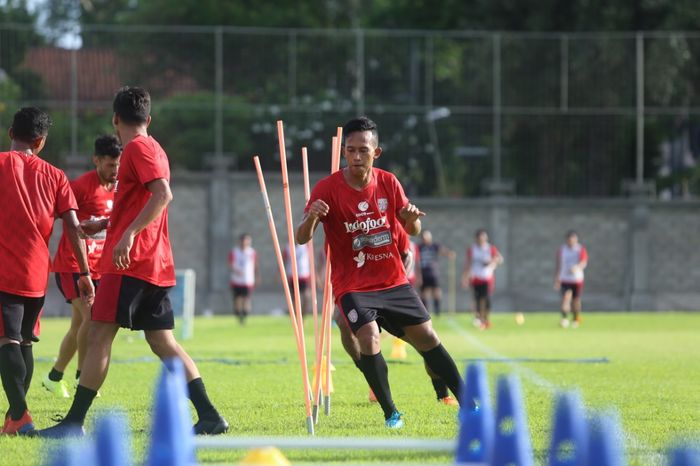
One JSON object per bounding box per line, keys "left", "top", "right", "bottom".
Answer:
{"left": 0, "top": 107, "right": 94, "bottom": 435}
{"left": 43, "top": 135, "right": 121, "bottom": 398}
{"left": 35, "top": 87, "right": 227, "bottom": 438}
{"left": 462, "top": 229, "right": 503, "bottom": 330}
{"left": 554, "top": 230, "right": 589, "bottom": 328}
{"left": 297, "top": 117, "right": 462, "bottom": 428}
{"left": 229, "top": 233, "right": 258, "bottom": 324}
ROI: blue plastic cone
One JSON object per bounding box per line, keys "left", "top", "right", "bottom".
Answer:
{"left": 492, "top": 375, "right": 534, "bottom": 466}
{"left": 455, "top": 362, "right": 494, "bottom": 464}
{"left": 95, "top": 412, "right": 133, "bottom": 466}
{"left": 547, "top": 392, "right": 588, "bottom": 466}
{"left": 146, "top": 358, "right": 196, "bottom": 466}
{"left": 46, "top": 441, "right": 96, "bottom": 466}
{"left": 668, "top": 445, "right": 700, "bottom": 466}
{"left": 587, "top": 412, "right": 626, "bottom": 466}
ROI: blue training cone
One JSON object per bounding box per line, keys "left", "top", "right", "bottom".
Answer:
{"left": 95, "top": 412, "right": 133, "bottom": 466}
{"left": 45, "top": 440, "right": 96, "bottom": 466}
{"left": 455, "top": 362, "right": 494, "bottom": 464}
{"left": 146, "top": 358, "right": 196, "bottom": 466}
{"left": 587, "top": 412, "right": 626, "bottom": 466}
{"left": 492, "top": 375, "right": 534, "bottom": 466}
{"left": 668, "top": 445, "right": 700, "bottom": 466}
{"left": 547, "top": 392, "right": 588, "bottom": 466}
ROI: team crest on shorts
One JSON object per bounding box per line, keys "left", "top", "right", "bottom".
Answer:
{"left": 348, "top": 309, "right": 359, "bottom": 323}
{"left": 358, "top": 201, "right": 369, "bottom": 212}
{"left": 377, "top": 198, "right": 388, "bottom": 212}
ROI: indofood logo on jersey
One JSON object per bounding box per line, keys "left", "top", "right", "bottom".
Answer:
{"left": 344, "top": 216, "right": 387, "bottom": 234}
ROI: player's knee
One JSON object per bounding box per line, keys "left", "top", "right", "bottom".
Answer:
{"left": 357, "top": 328, "right": 380, "bottom": 351}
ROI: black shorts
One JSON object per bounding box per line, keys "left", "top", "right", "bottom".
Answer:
{"left": 0, "top": 291, "right": 45, "bottom": 342}
{"left": 231, "top": 286, "right": 251, "bottom": 298}
{"left": 472, "top": 282, "right": 490, "bottom": 301}
{"left": 561, "top": 282, "right": 584, "bottom": 299}
{"left": 92, "top": 274, "right": 174, "bottom": 331}
{"left": 55, "top": 272, "right": 100, "bottom": 304}
{"left": 339, "top": 284, "right": 431, "bottom": 338}
{"left": 420, "top": 272, "right": 439, "bottom": 290}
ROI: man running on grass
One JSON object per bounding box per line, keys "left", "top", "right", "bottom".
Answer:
{"left": 35, "top": 87, "right": 227, "bottom": 438}
{"left": 0, "top": 107, "right": 94, "bottom": 435}
{"left": 43, "top": 135, "right": 121, "bottom": 398}
{"left": 297, "top": 116, "right": 462, "bottom": 428}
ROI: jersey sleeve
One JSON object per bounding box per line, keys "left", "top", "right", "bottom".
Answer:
{"left": 491, "top": 245, "right": 500, "bottom": 258}
{"left": 128, "top": 139, "right": 169, "bottom": 186}
{"left": 579, "top": 246, "right": 589, "bottom": 262}
{"left": 55, "top": 171, "right": 78, "bottom": 216}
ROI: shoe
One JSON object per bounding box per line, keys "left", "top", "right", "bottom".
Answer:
{"left": 1, "top": 411, "right": 35, "bottom": 435}
{"left": 560, "top": 318, "right": 570, "bottom": 328}
{"left": 32, "top": 421, "right": 85, "bottom": 438}
{"left": 42, "top": 375, "right": 70, "bottom": 398}
{"left": 368, "top": 388, "right": 377, "bottom": 403}
{"left": 385, "top": 411, "right": 404, "bottom": 429}
{"left": 438, "top": 395, "right": 459, "bottom": 407}
{"left": 572, "top": 316, "right": 582, "bottom": 328}
{"left": 472, "top": 318, "right": 482, "bottom": 328}
{"left": 194, "top": 415, "right": 229, "bottom": 435}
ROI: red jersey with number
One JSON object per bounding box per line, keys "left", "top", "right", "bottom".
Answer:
{"left": 52, "top": 170, "right": 115, "bottom": 279}
{"left": 99, "top": 135, "right": 175, "bottom": 286}
{"left": 0, "top": 151, "right": 77, "bottom": 297}
{"left": 306, "top": 168, "right": 410, "bottom": 301}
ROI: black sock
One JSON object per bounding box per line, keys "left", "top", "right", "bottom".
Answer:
{"left": 187, "top": 378, "right": 219, "bottom": 421}
{"left": 353, "top": 359, "right": 361, "bottom": 371}
{"left": 20, "top": 345, "right": 33, "bottom": 394}
{"left": 359, "top": 353, "right": 396, "bottom": 420}
{"left": 434, "top": 298, "right": 441, "bottom": 315}
{"left": 431, "top": 377, "right": 449, "bottom": 399}
{"left": 75, "top": 370, "right": 81, "bottom": 380}
{"left": 561, "top": 311, "right": 568, "bottom": 318}
{"left": 48, "top": 367, "right": 63, "bottom": 382}
{"left": 421, "top": 344, "right": 462, "bottom": 403}
{"left": 0, "top": 344, "right": 28, "bottom": 420}
{"left": 63, "top": 385, "right": 98, "bottom": 425}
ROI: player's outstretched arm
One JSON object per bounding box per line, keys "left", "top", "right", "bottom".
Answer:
{"left": 296, "top": 199, "right": 328, "bottom": 245}
{"left": 113, "top": 178, "right": 172, "bottom": 270}
{"left": 61, "top": 210, "right": 95, "bottom": 305}
{"left": 399, "top": 203, "right": 425, "bottom": 236}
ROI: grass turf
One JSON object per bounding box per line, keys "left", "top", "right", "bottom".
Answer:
{"left": 1, "top": 312, "right": 699, "bottom": 465}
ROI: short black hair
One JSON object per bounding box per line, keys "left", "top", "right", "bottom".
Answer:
{"left": 566, "top": 230, "right": 578, "bottom": 238}
{"left": 113, "top": 86, "right": 151, "bottom": 124}
{"left": 475, "top": 228, "right": 488, "bottom": 238}
{"left": 343, "top": 116, "right": 378, "bottom": 146}
{"left": 11, "top": 107, "right": 52, "bottom": 143}
{"left": 94, "top": 134, "right": 122, "bottom": 158}
{"left": 239, "top": 233, "right": 251, "bottom": 241}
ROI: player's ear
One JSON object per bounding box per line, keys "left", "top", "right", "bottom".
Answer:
{"left": 373, "top": 146, "right": 382, "bottom": 160}
{"left": 32, "top": 135, "right": 47, "bottom": 154}
{"left": 8, "top": 128, "right": 14, "bottom": 140}
{"left": 146, "top": 115, "right": 152, "bottom": 128}
{"left": 112, "top": 113, "right": 119, "bottom": 127}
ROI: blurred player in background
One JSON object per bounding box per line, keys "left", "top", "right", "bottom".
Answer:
{"left": 0, "top": 108, "right": 94, "bottom": 435}
{"left": 35, "top": 87, "right": 227, "bottom": 438}
{"left": 417, "top": 230, "right": 455, "bottom": 317}
{"left": 283, "top": 243, "right": 311, "bottom": 317}
{"left": 43, "top": 135, "right": 121, "bottom": 398}
{"left": 462, "top": 229, "right": 503, "bottom": 330}
{"left": 555, "top": 230, "right": 588, "bottom": 328}
{"left": 229, "top": 233, "right": 257, "bottom": 324}
{"left": 297, "top": 116, "right": 462, "bottom": 428}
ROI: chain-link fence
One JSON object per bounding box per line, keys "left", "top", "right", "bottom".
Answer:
{"left": 1, "top": 24, "right": 700, "bottom": 197}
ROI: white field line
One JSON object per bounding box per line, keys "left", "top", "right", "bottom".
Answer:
{"left": 447, "top": 318, "right": 665, "bottom": 466}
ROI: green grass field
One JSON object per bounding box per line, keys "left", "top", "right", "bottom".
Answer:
{"left": 1, "top": 312, "right": 699, "bottom": 465}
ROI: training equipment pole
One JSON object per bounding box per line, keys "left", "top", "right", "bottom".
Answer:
{"left": 301, "top": 148, "right": 320, "bottom": 367}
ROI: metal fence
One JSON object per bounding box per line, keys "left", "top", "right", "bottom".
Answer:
{"left": 1, "top": 24, "right": 700, "bottom": 197}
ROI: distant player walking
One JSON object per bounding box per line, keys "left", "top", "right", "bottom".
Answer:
{"left": 36, "top": 87, "right": 227, "bottom": 438}
{"left": 297, "top": 117, "right": 462, "bottom": 428}
{"left": 43, "top": 135, "right": 121, "bottom": 398}
{"left": 283, "top": 243, "right": 312, "bottom": 317}
{"left": 0, "top": 108, "right": 94, "bottom": 435}
{"left": 555, "top": 230, "right": 588, "bottom": 328}
{"left": 462, "top": 229, "right": 503, "bottom": 329}
{"left": 229, "top": 233, "right": 257, "bottom": 324}
{"left": 417, "top": 230, "right": 455, "bottom": 316}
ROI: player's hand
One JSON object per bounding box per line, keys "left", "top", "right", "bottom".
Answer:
{"left": 553, "top": 280, "right": 561, "bottom": 291}
{"left": 307, "top": 200, "right": 329, "bottom": 220}
{"left": 113, "top": 232, "right": 134, "bottom": 270}
{"left": 78, "top": 275, "right": 95, "bottom": 306}
{"left": 399, "top": 203, "right": 426, "bottom": 223}
{"left": 461, "top": 273, "right": 471, "bottom": 289}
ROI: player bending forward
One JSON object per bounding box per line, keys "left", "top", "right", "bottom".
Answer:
{"left": 297, "top": 117, "right": 462, "bottom": 429}
{"left": 35, "top": 87, "right": 227, "bottom": 438}
{"left": 554, "top": 230, "right": 588, "bottom": 328}
{"left": 44, "top": 135, "right": 121, "bottom": 398}
{"left": 0, "top": 108, "right": 95, "bottom": 435}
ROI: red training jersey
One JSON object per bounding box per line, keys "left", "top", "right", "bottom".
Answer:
{"left": 52, "top": 170, "right": 115, "bottom": 279}
{"left": 99, "top": 135, "right": 175, "bottom": 287}
{"left": 306, "top": 168, "right": 410, "bottom": 301}
{"left": 0, "top": 151, "right": 77, "bottom": 297}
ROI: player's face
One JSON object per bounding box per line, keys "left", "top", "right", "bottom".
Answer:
{"left": 567, "top": 234, "right": 578, "bottom": 247}
{"left": 343, "top": 131, "right": 381, "bottom": 178}
{"left": 478, "top": 232, "right": 488, "bottom": 245}
{"left": 421, "top": 231, "right": 432, "bottom": 244}
{"left": 94, "top": 155, "right": 120, "bottom": 183}
{"left": 241, "top": 236, "right": 252, "bottom": 248}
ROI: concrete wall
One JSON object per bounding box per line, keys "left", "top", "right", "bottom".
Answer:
{"left": 43, "top": 171, "right": 700, "bottom": 316}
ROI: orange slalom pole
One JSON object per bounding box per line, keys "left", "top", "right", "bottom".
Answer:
{"left": 312, "top": 251, "right": 333, "bottom": 423}
{"left": 301, "top": 147, "right": 320, "bottom": 364}
{"left": 253, "top": 156, "right": 313, "bottom": 434}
